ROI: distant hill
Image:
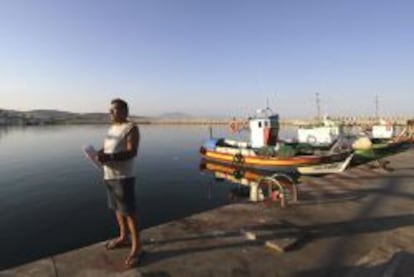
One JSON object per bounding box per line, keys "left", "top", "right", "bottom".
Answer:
{"left": 0, "top": 108, "right": 155, "bottom": 125}
{"left": 1, "top": 108, "right": 234, "bottom": 125}
{"left": 26, "top": 109, "right": 77, "bottom": 119}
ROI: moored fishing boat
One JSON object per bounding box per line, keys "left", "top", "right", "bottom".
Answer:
{"left": 351, "top": 119, "right": 412, "bottom": 163}
{"left": 200, "top": 138, "right": 351, "bottom": 170}
{"left": 200, "top": 109, "right": 351, "bottom": 170}
{"left": 352, "top": 137, "right": 411, "bottom": 161}
{"left": 297, "top": 116, "right": 342, "bottom": 147}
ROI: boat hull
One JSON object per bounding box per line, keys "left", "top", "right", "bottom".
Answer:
{"left": 354, "top": 139, "right": 411, "bottom": 161}
{"left": 200, "top": 147, "right": 351, "bottom": 171}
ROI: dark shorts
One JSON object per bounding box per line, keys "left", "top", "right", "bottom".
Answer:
{"left": 104, "top": 177, "right": 136, "bottom": 216}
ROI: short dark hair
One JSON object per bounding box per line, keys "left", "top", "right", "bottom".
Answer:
{"left": 111, "top": 98, "right": 129, "bottom": 115}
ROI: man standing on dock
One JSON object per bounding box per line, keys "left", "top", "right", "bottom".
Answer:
{"left": 97, "top": 98, "right": 144, "bottom": 268}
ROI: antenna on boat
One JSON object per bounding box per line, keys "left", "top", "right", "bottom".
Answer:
{"left": 265, "top": 97, "right": 270, "bottom": 115}
{"left": 375, "top": 94, "right": 379, "bottom": 119}
{"left": 315, "top": 92, "right": 321, "bottom": 121}
{"left": 259, "top": 97, "right": 273, "bottom": 116}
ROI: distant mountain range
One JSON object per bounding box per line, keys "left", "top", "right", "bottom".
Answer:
{"left": 24, "top": 109, "right": 77, "bottom": 119}
{"left": 0, "top": 108, "right": 153, "bottom": 125}
{"left": 0, "top": 108, "right": 225, "bottom": 126}
{"left": 1, "top": 109, "right": 193, "bottom": 119}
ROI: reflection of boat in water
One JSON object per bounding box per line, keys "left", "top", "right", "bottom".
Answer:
{"left": 200, "top": 159, "right": 298, "bottom": 207}
{"left": 200, "top": 109, "right": 351, "bottom": 170}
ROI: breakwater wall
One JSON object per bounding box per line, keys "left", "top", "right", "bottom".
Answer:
{"left": 141, "top": 116, "right": 412, "bottom": 126}
{"left": 0, "top": 108, "right": 411, "bottom": 127}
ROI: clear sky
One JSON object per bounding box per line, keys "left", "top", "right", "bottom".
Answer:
{"left": 1, "top": 0, "right": 413, "bottom": 118}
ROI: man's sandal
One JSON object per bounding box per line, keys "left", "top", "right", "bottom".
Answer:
{"left": 124, "top": 250, "right": 147, "bottom": 269}
{"left": 105, "top": 238, "right": 130, "bottom": 250}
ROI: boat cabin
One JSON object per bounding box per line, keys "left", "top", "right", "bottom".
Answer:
{"left": 371, "top": 120, "right": 397, "bottom": 139}
{"left": 407, "top": 119, "right": 414, "bottom": 138}
{"left": 249, "top": 113, "right": 279, "bottom": 148}
{"left": 297, "top": 117, "right": 341, "bottom": 146}
{"left": 298, "top": 126, "right": 341, "bottom": 146}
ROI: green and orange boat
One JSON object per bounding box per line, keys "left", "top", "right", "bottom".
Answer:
{"left": 200, "top": 110, "right": 351, "bottom": 171}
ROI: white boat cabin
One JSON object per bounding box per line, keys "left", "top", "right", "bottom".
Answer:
{"left": 372, "top": 119, "right": 397, "bottom": 139}
{"left": 297, "top": 117, "right": 341, "bottom": 146}
{"left": 249, "top": 113, "right": 279, "bottom": 148}
{"left": 298, "top": 126, "right": 340, "bottom": 146}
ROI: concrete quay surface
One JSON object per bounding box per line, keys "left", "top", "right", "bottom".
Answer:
{"left": 2, "top": 150, "right": 414, "bottom": 277}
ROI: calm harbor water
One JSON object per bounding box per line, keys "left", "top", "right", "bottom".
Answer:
{"left": 0, "top": 124, "right": 296, "bottom": 269}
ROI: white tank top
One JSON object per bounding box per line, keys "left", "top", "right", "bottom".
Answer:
{"left": 103, "top": 122, "right": 136, "bottom": 180}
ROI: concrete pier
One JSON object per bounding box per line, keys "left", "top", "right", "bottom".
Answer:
{"left": 2, "top": 150, "right": 414, "bottom": 277}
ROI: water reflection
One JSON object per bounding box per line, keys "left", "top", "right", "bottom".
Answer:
{"left": 0, "top": 125, "right": 233, "bottom": 269}
{"left": 0, "top": 126, "right": 10, "bottom": 142}
{"left": 199, "top": 159, "right": 299, "bottom": 207}
{"left": 0, "top": 124, "right": 316, "bottom": 269}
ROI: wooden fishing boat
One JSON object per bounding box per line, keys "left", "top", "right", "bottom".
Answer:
{"left": 370, "top": 119, "right": 399, "bottom": 142}
{"left": 297, "top": 116, "right": 342, "bottom": 147}
{"left": 200, "top": 109, "right": 351, "bottom": 170}
{"left": 297, "top": 93, "right": 343, "bottom": 147}
{"left": 201, "top": 157, "right": 350, "bottom": 180}
{"left": 351, "top": 119, "right": 411, "bottom": 162}
{"left": 353, "top": 139, "right": 411, "bottom": 161}
{"left": 200, "top": 138, "right": 351, "bottom": 170}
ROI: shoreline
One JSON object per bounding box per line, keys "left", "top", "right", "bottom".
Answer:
{"left": 0, "top": 118, "right": 411, "bottom": 127}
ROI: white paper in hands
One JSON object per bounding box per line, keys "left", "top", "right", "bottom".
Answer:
{"left": 82, "top": 145, "right": 102, "bottom": 169}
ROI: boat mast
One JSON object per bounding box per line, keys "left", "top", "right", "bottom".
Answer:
{"left": 375, "top": 94, "right": 379, "bottom": 120}
{"left": 266, "top": 97, "right": 270, "bottom": 114}
{"left": 315, "top": 92, "right": 321, "bottom": 121}
{"left": 265, "top": 97, "right": 274, "bottom": 115}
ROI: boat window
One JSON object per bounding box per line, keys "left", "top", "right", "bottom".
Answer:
{"left": 258, "top": 121, "right": 262, "bottom": 128}
{"left": 264, "top": 121, "right": 268, "bottom": 127}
